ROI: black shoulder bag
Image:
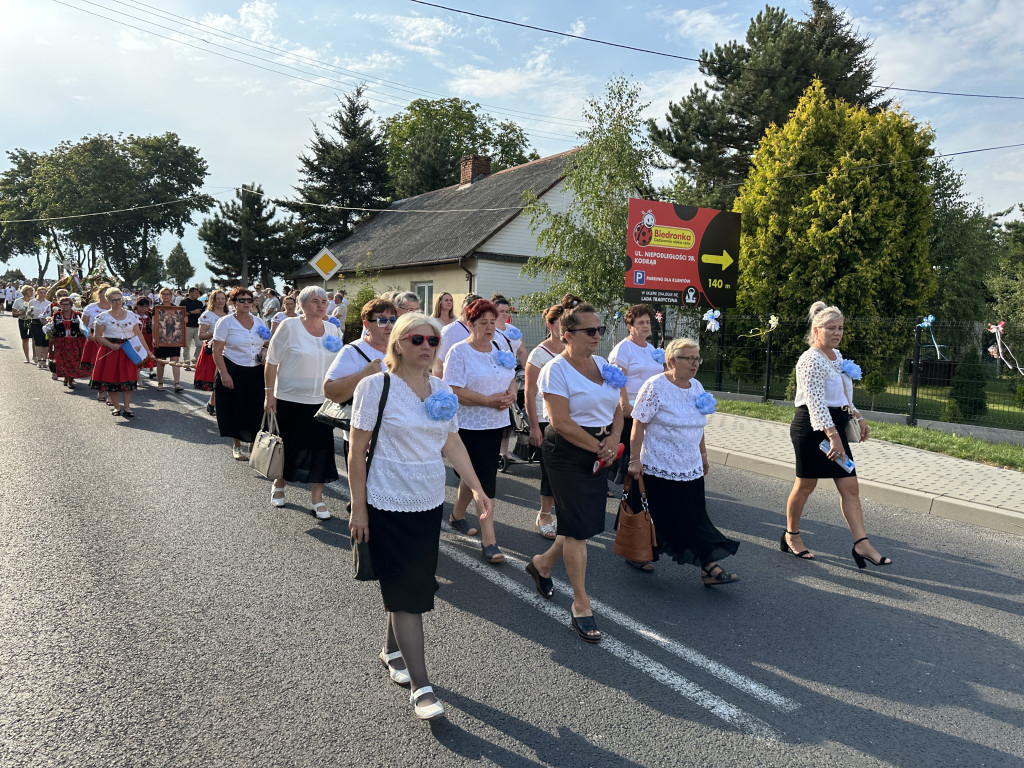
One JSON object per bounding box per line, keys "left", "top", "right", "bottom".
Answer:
{"left": 352, "top": 372, "right": 390, "bottom": 581}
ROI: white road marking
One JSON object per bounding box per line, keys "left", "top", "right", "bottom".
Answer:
{"left": 440, "top": 541, "right": 780, "bottom": 740}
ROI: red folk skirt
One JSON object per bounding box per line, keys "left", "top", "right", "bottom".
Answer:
{"left": 193, "top": 342, "right": 216, "bottom": 391}
{"left": 80, "top": 337, "right": 102, "bottom": 373}
{"left": 90, "top": 340, "right": 139, "bottom": 392}
{"left": 52, "top": 335, "right": 88, "bottom": 378}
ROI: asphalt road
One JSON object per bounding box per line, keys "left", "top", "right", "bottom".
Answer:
{"left": 1, "top": 316, "right": 1022, "bottom": 767}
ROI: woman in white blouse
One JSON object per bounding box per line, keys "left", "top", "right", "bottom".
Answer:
{"left": 527, "top": 302, "right": 623, "bottom": 644}
{"left": 609, "top": 304, "right": 665, "bottom": 486}
{"left": 193, "top": 290, "right": 229, "bottom": 414}
{"left": 349, "top": 312, "right": 492, "bottom": 721}
{"left": 627, "top": 338, "right": 739, "bottom": 583}
{"left": 11, "top": 285, "right": 36, "bottom": 364}
{"left": 89, "top": 289, "right": 152, "bottom": 417}
{"left": 28, "top": 291, "right": 53, "bottom": 368}
{"left": 442, "top": 299, "right": 517, "bottom": 563}
{"left": 212, "top": 287, "right": 270, "bottom": 461}
{"left": 269, "top": 294, "right": 298, "bottom": 335}
{"left": 785, "top": 302, "right": 890, "bottom": 568}
{"left": 264, "top": 287, "right": 343, "bottom": 519}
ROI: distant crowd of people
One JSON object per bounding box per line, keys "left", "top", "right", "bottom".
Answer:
{"left": 3, "top": 278, "right": 891, "bottom": 721}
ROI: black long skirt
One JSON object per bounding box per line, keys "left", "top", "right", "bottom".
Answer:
{"left": 628, "top": 474, "right": 739, "bottom": 566}
{"left": 368, "top": 504, "right": 444, "bottom": 614}
{"left": 275, "top": 397, "right": 339, "bottom": 485}
{"left": 543, "top": 425, "right": 612, "bottom": 541}
{"left": 215, "top": 358, "right": 265, "bottom": 443}
{"left": 791, "top": 405, "right": 857, "bottom": 478}
{"left": 455, "top": 427, "right": 503, "bottom": 498}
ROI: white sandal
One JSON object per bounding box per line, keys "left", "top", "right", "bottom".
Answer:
{"left": 270, "top": 487, "right": 286, "bottom": 508}
{"left": 410, "top": 686, "right": 445, "bottom": 720}
{"left": 379, "top": 648, "right": 411, "bottom": 686}
{"left": 311, "top": 502, "right": 330, "bottom": 520}
{"left": 536, "top": 514, "right": 557, "bottom": 539}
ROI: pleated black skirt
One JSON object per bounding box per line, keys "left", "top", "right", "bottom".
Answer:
{"left": 215, "top": 358, "right": 265, "bottom": 443}
{"left": 791, "top": 405, "right": 857, "bottom": 478}
{"left": 368, "top": 504, "right": 444, "bottom": 614}
{"left": 543, "top": 425, "right": 611, "bottom": 541}
{"left": 275, "top": 398, "right": 339, "bottom": 485}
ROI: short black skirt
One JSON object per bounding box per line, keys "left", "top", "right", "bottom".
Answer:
{"left": 791, "top": 405, "right": 857, "bottom": 479}
{"left": 455, "top": 427, "right": 503, "bottom": 498}
{"left": 543, "top": 424, "right": 612, "bottom": 540}
{"left": 215, "top": 358, "right": 265, "bottom": 443}
{"left": 275, "top": 397, "right": 339, "bottom": 485}
{"left": 368, "top": 504, "right": 444, "bottom": 613}
{"left": 18, "top": 320, "right": 32, "bottom": 340}
{"left": 30, "top": 319, "right": 48, "bottom": 347}
{"left": 153, "top": 346, "right": 180, "bottom": 359}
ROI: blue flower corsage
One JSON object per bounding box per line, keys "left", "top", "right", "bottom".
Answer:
{"left": 327, "top": 316, "right": 342, "bottom": 327}
{"left": 652, "top": 348, "right": 665, "bottom": 364}
{"left": 695, "top": 392, "right": 717, "bottom": 415}
{"left": 840, "top": 359, "right": 862, "bottom": 380}
{"left": 256, "top": 324, "right": 272, "bottom": 340}
{"left": 495, "top": 349, "right": 517, "bottom": 369}
{"left": 425, "top": 391, "right": 459, "bottom": 420}
{"left": 503, "top": 325, "right": 522, "bottom": 340}
{"left": 601, "top": 364, "right": 627, "bottom": 388}
{"left": 323, "top": 334, "right": 342, "bottom": 353}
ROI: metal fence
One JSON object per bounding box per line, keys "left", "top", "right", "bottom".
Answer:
{"left": 510, "top": 312, "right": 1024, "bottom": 432}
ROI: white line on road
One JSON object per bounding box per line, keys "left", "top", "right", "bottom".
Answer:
{"left": 440, "top": 541, "right": 781, "bottom": 740}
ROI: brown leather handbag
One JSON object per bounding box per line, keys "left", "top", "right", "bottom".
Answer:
{"left": 613, "top": 475, "right": 657, "bottom": 562}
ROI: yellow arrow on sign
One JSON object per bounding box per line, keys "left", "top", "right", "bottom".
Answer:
{"left": 701, "top": 249, "right": 733, "bottom": 270}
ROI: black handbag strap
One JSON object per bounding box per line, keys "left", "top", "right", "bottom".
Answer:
{"left": 349, "top": 342, "right": 372, "bottom": 363}
{"left": 364, "top": 373, "right": 390, "bottom": 475}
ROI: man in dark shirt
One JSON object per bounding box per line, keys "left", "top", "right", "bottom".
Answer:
{"left": 182, "top": 286, "right": 205, "bottom": 370}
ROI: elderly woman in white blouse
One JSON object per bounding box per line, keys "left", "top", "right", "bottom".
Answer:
{"left": 264, "top": 286, "right": 344, "bottom": 519}
{"left": 627, "top": 338, "right": 739, "bottom": 584}
{"left": 784, "top": 302, "right": 891, "bottom": 568}
{"left": 349, "top": 312, "right": 492, "bottom": 721}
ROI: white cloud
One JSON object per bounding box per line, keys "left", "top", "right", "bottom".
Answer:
{"left": 660, "top": 4, "right": 743, "bottom": 47}
{"left": 355, "top": 13, "right": 459, "bottom": 57}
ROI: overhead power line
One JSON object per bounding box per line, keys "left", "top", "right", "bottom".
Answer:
{"left": 409, "top": 0, "right": 1024, "bottom": 102}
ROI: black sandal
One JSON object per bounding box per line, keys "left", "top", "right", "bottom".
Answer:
{"left": 481, "top": 543, "right": 505, "bottom": 564}
{"left": 780, "top": 530, "right": 814, "bottom": 559}
{"left": 701, "top": 564, "right": 739, "bottom": 586}
{"left": 852, "top": 537, "right": 892, "bottom": 569}
{"left": 626, "top": 559, "right": 655, "bottom": 572}
{"left": 110, "top": 408, "right": 122, "bottom": 417}
{"left": 122, "top": 409, "right": 135, "bottom": 418}
{"left": 570, "top": 611, "right": 602, "bottom": 643}
{"left": 525, "top": 559, "right": 553, "bottom": 599}
{"left": 448, "top": 516, "right": 477, "bottom": 537}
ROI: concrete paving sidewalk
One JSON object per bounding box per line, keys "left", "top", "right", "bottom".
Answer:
{"left": 704, "top": 412, "right": 1024, "bottom": 537}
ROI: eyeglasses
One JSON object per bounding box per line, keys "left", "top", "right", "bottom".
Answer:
{"left": 401, "top": 334, "right": 440, "bottom": 347}
{"left": 374, "top": 316, "right": 398, "bottom": 327}
{"left": 235, "top": 297, "right": 254, "bottom": 303}
{"left": 568, "top": 326, "right": 606, "bottom": 337}
{"left": 674, "top": 355, "right": 703, "bottom": 365}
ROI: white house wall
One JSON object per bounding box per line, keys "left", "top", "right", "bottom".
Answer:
{"left": 475, "top": 260, "right": 556, "bottom": 304}
{"left": 478, "top": 179, "right": 570, "bottom": 260}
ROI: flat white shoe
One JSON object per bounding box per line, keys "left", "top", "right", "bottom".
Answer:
{"left": 379, "top": 648, "right": 411, "bottom": 686}
{"left": 410, "top": 686, "right": 444, "bottom": 720}
{"left": 311, "top": 502, "right": 331, "bottom": 520}
{"left": 270, "top": 487, "right": 286, "bottom": 508}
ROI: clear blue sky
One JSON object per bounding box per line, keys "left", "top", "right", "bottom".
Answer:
{"left": 2, "top": 0, "right": 1022, "bottom": 284}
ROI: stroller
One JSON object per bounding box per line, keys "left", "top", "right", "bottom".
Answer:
{"left": 499, "top": 370, "right": 540, "bottom": 472}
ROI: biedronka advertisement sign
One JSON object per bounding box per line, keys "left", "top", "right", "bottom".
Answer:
{"left": 624, "top": 199, "right": 740, "bottom": 309}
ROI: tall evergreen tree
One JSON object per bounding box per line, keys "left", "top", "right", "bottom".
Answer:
{"left": 650, "top": 1, "right": 887, "bottom": 209}
{"left": 282, "top": 86, "right": 392, "bottom": 251}
{"left": 199, "top": 184, "right": 295, "bottom": 286}
{"left": 164, "top": 240, "right": 195, "bottom": 288}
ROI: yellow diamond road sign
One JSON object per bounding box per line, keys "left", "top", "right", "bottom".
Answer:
{"left": 310, "top": 248, "right": 342, "bottom": 281}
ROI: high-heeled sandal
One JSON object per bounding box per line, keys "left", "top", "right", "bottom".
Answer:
{"left": 852, "top": 537, "right": 892, "bottom": 568}
{"left": 780, "top": 530, "right": 814, "bottom": 559}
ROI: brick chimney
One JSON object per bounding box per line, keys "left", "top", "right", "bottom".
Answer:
{"left": 460, "top": 155, "right": 492, "bottom": 185}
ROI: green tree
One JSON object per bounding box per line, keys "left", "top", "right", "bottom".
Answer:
{"left": 650, "top": 1, "right": 887, "bottom": 209}
{"left": 199, "top": 183, "right": 295, "bottom": 286}
{"left": 164, "top": 240, "right": 195, "bottom": 288}
{"left": 282, "top": 86, "right": 392, "bottom": 252}
{"left": 734, "top": 80, "right": 935, "bottom": 360}
{"left": 383, "top": 97, "right": 537, "bottom": 198}
{"left": 0, "top": 267, "right": 28, "bottom": 285}
{"left": 950, "top": 347, "right": 987, "bottom": 417}
{"left": 137, "top": 245, "right": 164, "bottom": 287}
{"left": 521, "top": 77, "right": 652, "bottom": 314}
{"left": 988, "top": 209, "right": 1024, "bottom": 354}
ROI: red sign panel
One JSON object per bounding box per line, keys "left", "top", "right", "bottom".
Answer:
{"left": 625, "top": 198, "right": 740, "bottom": 308}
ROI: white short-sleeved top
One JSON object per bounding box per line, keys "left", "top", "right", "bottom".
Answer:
{"left": 495, "top": 325, "right": 522, "bottom": 355}
{"left": 266, "top": 316, "right": 343, "bottom": 405}
{"left": 351, "top": 373, "right": 460, "bottom": 512}
{"left": 94, "top": 310, "right": 140, "bottom": 340}
{"left": 794, "top": 348, "right": 854, "bottom": 431}
{"left": 632, "top": 374, "right": 707, "bottom": 481}
{"left": 213, "top": 313, "right": 268, "bottom": 367}
{"left": 82, "top": 303, "right": 105, "bottom": 329}
{"left": 609, "top": 338, "right": 665, "bottom": 401}
{"left": 539, "top": 355, "right": 620, "bottom": 429}
{"left": 271, "top": 311, "right": 293, "bottom": 325}
{"left": 443, "top": 340, "right": 515, "bottom": 431}
{"left": 439, "top": 320, "right": 470, "bottom": 365}
{"left": 526, "top": 343, "right": 559, "bottom": 422}
{"left": 325, "top": 340, "right": 387, "bottom": 382}
{"left": 12, "top": 297, "right": 29, "bottom": 314}
{"left": 198, "top": 309, "right": 227, "bottom": 331}
{"left": 30, "top": 298, "right": 52, "bottom": 319}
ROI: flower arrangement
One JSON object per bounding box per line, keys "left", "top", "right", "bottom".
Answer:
{"left": 502, "top": 324, "right": 522, "bottom": 340}
{"left": 652, "top": 348, "right": 665, "bottom": 364}
{"left": 327, "top": 316, "right": 342, "bottom": 328}
{"left": 601, "top": 363, "right": 627, "bottom": 388}
{"left": 495, "top": 349, "right": 517, "bottom": 369}
{"left": 323, "top": 334, "right": 342, "bottom": 353}
{"left": 425, "top": 391, "right": 459, "bottom": 420}
{"left": 703, "top": 309, "right": 721, "bottom": 332}
{"left": 695, "top": 392, "right": 717, "bottom": 415}
{"left": 840, "top": 359, "right": 862, "bottom": 380}
{"left": 256, "top": 324, "right": 272, "bottom": 340}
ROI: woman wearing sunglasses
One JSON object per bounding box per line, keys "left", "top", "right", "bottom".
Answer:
{"left": 349, "top": 312, "right": 491, "bottom": 720}
{"left": 626, "top": 338, "right": 740, "bottom": 584}
{"left": 442, "top": 299, "right": 517, "bottom": 563}
{"left": 527, "top": 302, "right": 624, "bottom": 643}
{"left": 212, "top": 287, "right": 270, "bottom": 461}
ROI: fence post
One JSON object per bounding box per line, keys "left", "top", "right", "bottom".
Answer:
{"left": 907, "top": 321, "right": 922, "bottom": 426}
{"left": 714, "top": 310, "right": 726, "bottom": 391}
{"left": 762, "top": 327, "right": 773, "bottom": 403}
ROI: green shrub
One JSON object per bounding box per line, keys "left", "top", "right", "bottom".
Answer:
{"left": 785, "top": 368, "right": 797, "bottom": 401}
{"left": 950, "top": 348, "right": 988, "bottom": 417}
{"left": 729, "top": 356, "right": 752, "bottom": 392}
{"left": 1016, "top": 382, "right": 1024, "bottom": 410}
{"left": 862, "top": 370, "right": 888, "bottom": 410}
{"left": 940, "top": 398, "right": 963, "bottom": 423}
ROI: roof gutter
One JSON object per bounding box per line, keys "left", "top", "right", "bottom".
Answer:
{"left": 459, "top": 256, "right": 475, "bottom": 293}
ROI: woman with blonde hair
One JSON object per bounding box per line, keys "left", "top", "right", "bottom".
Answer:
{"left": 194, "top": 290, "right": 230, "bottom": 414}
{"left": 432, "top": 292, "right": 455, "bottom": 326}
{"left": 89, "top": 289, "right": 152, "bottom": 417}
{"left": 783, "top": 301, "right": 891, "bottom": 568}
{"left": 349, "top": 311, "right": 491, "bottom": 720}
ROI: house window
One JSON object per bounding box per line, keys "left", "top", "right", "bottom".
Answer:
{"left": 413, "top": 282, "right": 433, "bottom": 313}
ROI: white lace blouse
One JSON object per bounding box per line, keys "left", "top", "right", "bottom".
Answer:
{"left": 794, "top": 348, "right": 855, "bottom": 431}
{"left": 632, "top": 374, "right": 707, "bottom": 481}
{"left": 351, "top": 373, "right": 460, "bottom": 512}
{"left": 443, "top": 340, "right": 514, "bottom": 431}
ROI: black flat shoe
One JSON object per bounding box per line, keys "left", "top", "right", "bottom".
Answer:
{"left": 780, "top": 530, "right": 814, "bottom": 559}
{"left": 122, "top": 409, "right": 135, "bottom": 418}
{"left": 206, "top": 403, "right": 216, "bottom": 415}
{"left": 852, "top": 537, "right": 892, "bottom": 568}
{"left": 701, "top": 564, "right": 739, "bottom": 586}
{"left": 448, "top": 515, "right": 477, "bottom": 537}
{"left": 481, "top": 543, "right": 504, "bottom": 564}
{"left": 525, "top": 559, "right": 553, "bottom": 599}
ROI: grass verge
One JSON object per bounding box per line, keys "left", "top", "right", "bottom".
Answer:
{"left": 715, "top": 400, "right": 1024, "bottom": 472}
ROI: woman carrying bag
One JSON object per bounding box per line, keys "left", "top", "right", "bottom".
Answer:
{"left": 349, "top": 312, "right": 492, "bottom": 721}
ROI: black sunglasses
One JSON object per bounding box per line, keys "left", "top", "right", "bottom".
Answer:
{"left": 568, "top": 325, "right": 607, "bottom": 337}
{"left": 402, "top": 334, "right": 440, "bottom": 347}
{"left": 235, "top": 297, "right": 254, "bottom": 303}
